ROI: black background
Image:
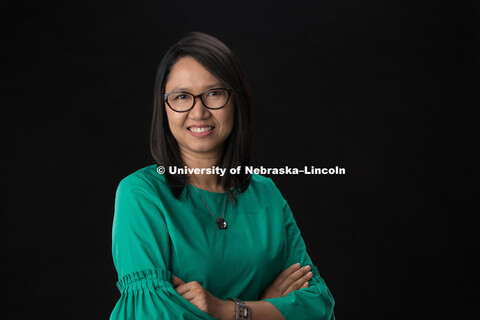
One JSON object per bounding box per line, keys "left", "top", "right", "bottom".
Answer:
{"left": 2, "top": 1, "right": 477, "bottom": 319}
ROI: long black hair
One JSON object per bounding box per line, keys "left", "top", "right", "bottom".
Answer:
{"left": 150, "top": 32, "right": 253, "bottom": 202}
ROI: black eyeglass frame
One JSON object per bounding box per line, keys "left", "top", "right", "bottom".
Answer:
{"left": 164, "top": 87, "right": 232, "bottom": 113}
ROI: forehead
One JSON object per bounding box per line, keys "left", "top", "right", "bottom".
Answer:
{"left": 165, "top": 57, "right": 221, "bottom": 92}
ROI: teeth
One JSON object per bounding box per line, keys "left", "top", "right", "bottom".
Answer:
{"left": 189, "top": 126, "right": 213, "bottom": 133}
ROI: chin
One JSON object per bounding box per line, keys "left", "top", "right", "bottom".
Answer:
{"left": 191, "top": 147, "right": 220, "bottom": 154}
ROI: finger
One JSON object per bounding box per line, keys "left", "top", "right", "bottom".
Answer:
{"left": 179, "top": 288, "right": 200, "bottom": 302}
{"left": 172, "top": 275, "right": 185, "bottom": 287}
{"left": 175, "top": 281, "right": 200, "bottom": 296}
{"left": 283, "top": 271, "right": 313, "bottom": 296}
{"left": 271, "top": 263, "right": 301, "bottom": 287}
{"left": 277, "top": 265, "right": 311, "bottom": 293}
{"left": 175, "top": 282, "right": 192, "bottom": 295}
{"left": 176, "top": 282, "right": 202, "bottom": 301}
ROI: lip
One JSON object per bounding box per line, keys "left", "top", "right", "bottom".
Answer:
{"left": 187, "top": 125, "right": 215, "bottom": 137}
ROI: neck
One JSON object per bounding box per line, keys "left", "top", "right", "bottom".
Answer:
{"left": 181, "top": 148, "right": 224, "bottom": 193}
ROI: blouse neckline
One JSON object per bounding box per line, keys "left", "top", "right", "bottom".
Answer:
{"left": 186, "top": 183, "right": 226, "bottom": 196}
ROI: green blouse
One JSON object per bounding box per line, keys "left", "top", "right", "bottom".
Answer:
{"left": 110, "top": 165, "right": 335, "bottom": 319}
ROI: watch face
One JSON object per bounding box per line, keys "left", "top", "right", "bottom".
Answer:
{"left": 237, "top": 304, "right": 250, "bottom": 320}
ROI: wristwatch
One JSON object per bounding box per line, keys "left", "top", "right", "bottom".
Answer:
{"left": 227, "top": 297, "right": 250, "bottom": 320}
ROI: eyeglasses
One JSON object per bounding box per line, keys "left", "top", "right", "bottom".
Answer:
{"left": 164, "top": 88, "right": 232, "bottom": 112}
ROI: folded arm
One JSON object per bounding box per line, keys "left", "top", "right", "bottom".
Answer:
{"left": 260, "top": 182, "right": 335, "bottom": 320}
{"left": 110, "top": 174, "right": 216, "bottom": 320}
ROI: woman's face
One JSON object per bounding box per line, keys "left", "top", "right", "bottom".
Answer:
{"left": 164, "top": 56, "right": 234, "bottom": 159}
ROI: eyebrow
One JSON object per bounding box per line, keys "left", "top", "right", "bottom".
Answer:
{"left": 169, "top": 83, "right": 224, "bottom": 92}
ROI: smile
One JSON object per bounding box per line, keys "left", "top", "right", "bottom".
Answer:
{"left": 188, "top": 126, "right": 214, "bottom": 133}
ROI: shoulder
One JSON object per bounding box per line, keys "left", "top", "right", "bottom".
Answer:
{"left": 247, "top": 173, "right": 285, "bottom": 201}
{"left": 114, "top": 165, "right": 170, "bottom": 222}
{"left": 117, "top": 164, "right": 167, "bottom": 191}
{"left": 115, "top": 165, "right": 173, "bottom": 206}
{"left": 250, "top": 173, "right": 274, "bottom": 187}
{"left": 112, "top": 166, "right": 170, "bottom": 245}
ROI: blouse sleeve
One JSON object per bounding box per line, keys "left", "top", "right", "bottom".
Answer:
{"left": 262, "top": 183, "right": 335, "bottom": 320}
{"left": 110, "top": 174, "right": 216, "bottom": 320}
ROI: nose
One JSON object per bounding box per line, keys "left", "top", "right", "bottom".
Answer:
{"left": 188, "top": 96, "right": 211, "bottom": 119}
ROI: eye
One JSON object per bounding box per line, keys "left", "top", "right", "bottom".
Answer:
{"left": 207, "top": 90, "right": 224, "bottom": 97}
{"left": 173, "top": 93, "right": 189, "bottom": 100}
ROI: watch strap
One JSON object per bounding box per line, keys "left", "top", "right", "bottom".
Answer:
{"left": 227, "top": 297, "right": 250, "bottom": 320}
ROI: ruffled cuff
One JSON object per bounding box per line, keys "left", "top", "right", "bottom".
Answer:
{"left": 262, "top": 266, "right": 335, "bottom": 320}
{"left": 111, "top": 268, "right": 217, "bottom": 320}
{"left": 116, "top": 268, "right": 173, "bottom": 294}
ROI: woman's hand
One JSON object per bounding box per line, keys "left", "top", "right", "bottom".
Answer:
{"left": 259, "top": 263, "right": 313, "bottom": 300}
{"left": 172, "top": 275, "right": 234, "bottom": 319}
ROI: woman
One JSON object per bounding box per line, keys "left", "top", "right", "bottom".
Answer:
{"left": 110, "top": 32, "right": 335, "bottom": 320}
